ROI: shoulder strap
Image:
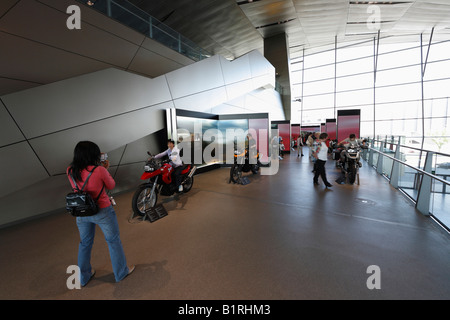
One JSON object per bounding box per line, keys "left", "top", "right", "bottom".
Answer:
{"left": 70, "top": 166, "right": 97, "bottom": 192}
{"left": 70, "top": 166, "right": 105, "bottom": 201}
{"left": 69, "top": 167, "right": 81, "bottom": 192}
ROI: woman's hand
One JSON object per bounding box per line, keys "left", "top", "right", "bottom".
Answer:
{"left": 101, "top": 160, "right": 110, "bottom": 170}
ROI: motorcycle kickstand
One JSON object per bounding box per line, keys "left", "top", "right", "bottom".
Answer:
{"left": 143, "top": 179, "right": 158, "bottom": 222}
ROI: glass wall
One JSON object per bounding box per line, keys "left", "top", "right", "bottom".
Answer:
{"left": 291, "top": 36, "right": 450, "bottom": 153}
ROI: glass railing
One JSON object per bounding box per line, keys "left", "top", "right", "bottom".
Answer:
{"left": 76, "top": 0, "right": 211, "bottom": 62}
{"left": 365, "top": 137, "right": 450, "bottom": 231}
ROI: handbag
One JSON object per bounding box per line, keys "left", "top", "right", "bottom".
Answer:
{"left": 66, "top": 166, "right": 104, "bottom": 217}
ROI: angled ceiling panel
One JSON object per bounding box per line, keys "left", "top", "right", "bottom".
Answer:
{"left": 38, "top": 0, "right": 147, "bottom": 46}
{"left": 0, "top": 78, "right": 41, "bottom": 97}
{"left": 0, "top": 0, "right": 18, "bottom": 18}
{"left": 0, "top": 31, "right": 111, "bottom": 84}
{"left": 0, "top": 0, "right": 139, "bottom": 68}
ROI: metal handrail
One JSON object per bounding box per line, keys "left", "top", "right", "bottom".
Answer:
{"left": 369, "top": 138, "right": 450, "bottom": 158}
{"left": 368, "top": 147, "right": 450, "bottom": 186}
{"left": 77, "top": 0, "right": 210, "bottom": 61}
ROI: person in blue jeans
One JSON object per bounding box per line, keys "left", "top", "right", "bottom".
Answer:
{"left": 68, "top": 141, "right": 135, "bottom": 287}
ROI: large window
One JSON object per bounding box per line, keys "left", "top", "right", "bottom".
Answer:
{"left": 291, "top": 35, "right": 450, "bottom": 154}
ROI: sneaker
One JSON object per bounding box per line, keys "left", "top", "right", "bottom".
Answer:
{"left": 178, "top": 185, "right": 183, "bottom": 192}
{"left": 128, "top": 265, "right": 135, "bottom": 275}
{"left": 325, "top": 183, "right": 333, "bottom": 188}
{"left": 81, "top": 269, "right": 96, "bottom": 287}
{"left": 120, "top": 265, "right": 135, "bottom": 282}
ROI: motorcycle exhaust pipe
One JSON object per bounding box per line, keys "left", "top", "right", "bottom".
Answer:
{"left": 188, "top": 166, "right": 197, "bottom": 178}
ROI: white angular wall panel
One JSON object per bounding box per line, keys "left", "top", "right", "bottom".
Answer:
{"left": 248, "top": 50, "right": 276, "bottom": 79}
{"left": 0, "top": 175, "right": 70, "bottom": 226}
{"left": 128, "top": 47, "right": 187, "bottom": 78}
{"left": 211, "top": 104, "right": 246, "bottom": 115}
{"left": 0, "top": 142, "right": 49, "bottom": 198}
{"left": 3, "top": 69, "right": 172, "bottom": 139}
{"left": 28, "top": 105, "right": 167, "bottom": 175}
{"left": 165, "top": 55, "right": 225, "bottom": 99}
{"left": 119, "top": 131, "right": 165, "bottom": 165}
{"left": 225, "top": 79, "right": 254, "bottom": 102}
{"left": 111, "top": 163, "right": 149, "bottom": 194}
{"left": 0, "top": 103, "right": 24, "bottom": 147}
{"left": 252, "top": 74, "right": 276, "bottom": 91}
{"left": 172, "top": 87, "right": 228, "bottom": 113}
{"left": 220, "top": 54, "right": 252, "bottom": 85}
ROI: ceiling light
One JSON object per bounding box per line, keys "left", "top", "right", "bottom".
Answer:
{"left": 256, "top": 18, "right": 296, "bottom": 29}
{"left": 237, "top": 0, "right": 262, "bottom": 5}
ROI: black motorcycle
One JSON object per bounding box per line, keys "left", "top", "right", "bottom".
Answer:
{"left": 229, "top": 147, "right": 261, "bottom": 184}
{"left": 338, "top": 143, "right": 363, "bottom": 185}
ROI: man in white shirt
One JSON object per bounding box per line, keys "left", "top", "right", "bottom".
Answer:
{"left": 154, "top": 139, "right": 184, "bottom": 192}
{"left": 313, "top": 133, "right": 333, "bottom": 188}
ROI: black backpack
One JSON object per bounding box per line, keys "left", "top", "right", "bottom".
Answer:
{"left": 66, "top": 166, "right": 104, "bottom": 217}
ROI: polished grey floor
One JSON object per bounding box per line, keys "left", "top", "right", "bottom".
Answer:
{"left": 0, "top": 150, "right": 449, "bottom": 300}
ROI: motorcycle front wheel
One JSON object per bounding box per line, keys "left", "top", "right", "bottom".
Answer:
{"left": 347, "top": 163, "right": 356, "bottom": 185}
{"left": 183, "top": 176, "right": 194, "bottom": 193}
{"left": 229, "top": 164, "right": 242, "bottom": 184}
{"left": 132, "top": 184, "right": 158, "bottom": 217}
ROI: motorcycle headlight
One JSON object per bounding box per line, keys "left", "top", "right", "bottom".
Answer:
{"left": 144, "top": 165, "right": 154, "bottom": 172}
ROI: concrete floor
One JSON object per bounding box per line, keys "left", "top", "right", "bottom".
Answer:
{"left": 1, "top": 151, "right": 449, "bottom": 300}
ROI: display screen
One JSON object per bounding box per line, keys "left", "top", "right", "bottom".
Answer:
{"left": 176, "top": 116, "right": 220, "bottom": 166}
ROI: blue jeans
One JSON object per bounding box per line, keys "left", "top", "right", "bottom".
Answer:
{"left": 76, "top": 206, "right": 129, "bottom": 286}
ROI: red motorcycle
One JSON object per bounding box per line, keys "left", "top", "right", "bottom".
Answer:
{"left": 131, "top": 152, "right": 196, "bottom": 217}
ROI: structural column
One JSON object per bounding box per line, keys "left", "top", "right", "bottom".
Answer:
{"left": 264, "top": 33, "right": 291, "bottom": 120}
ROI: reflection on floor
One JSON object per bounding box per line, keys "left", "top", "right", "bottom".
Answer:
{"left": 0, "top": 149, "right": 449, "bottom": 300}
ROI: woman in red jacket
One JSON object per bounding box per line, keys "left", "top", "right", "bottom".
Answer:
{"left": 67, "top": 141, "right": 134, "bottom": 287}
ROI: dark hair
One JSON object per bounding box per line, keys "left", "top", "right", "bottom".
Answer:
{"left": 70, "top": 141, "right": 101, "bottom": 182}
{"left": 167, "top": 139, "right": 175, "bottom": 145}
{"left": 319, "top": 133, "right": 328, "bottom": 140}
{"left": 349, "top": 134, "right": 356, "bottom": 139}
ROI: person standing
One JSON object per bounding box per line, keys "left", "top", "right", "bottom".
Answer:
{"left": 313, "top": 133, "right": 333, "bottom": 188}
{"left": 297, "top": 134, "right": 304, "bottom": 157}
{"left": 67, "top": 141, "right": 134, "bottom": 287}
